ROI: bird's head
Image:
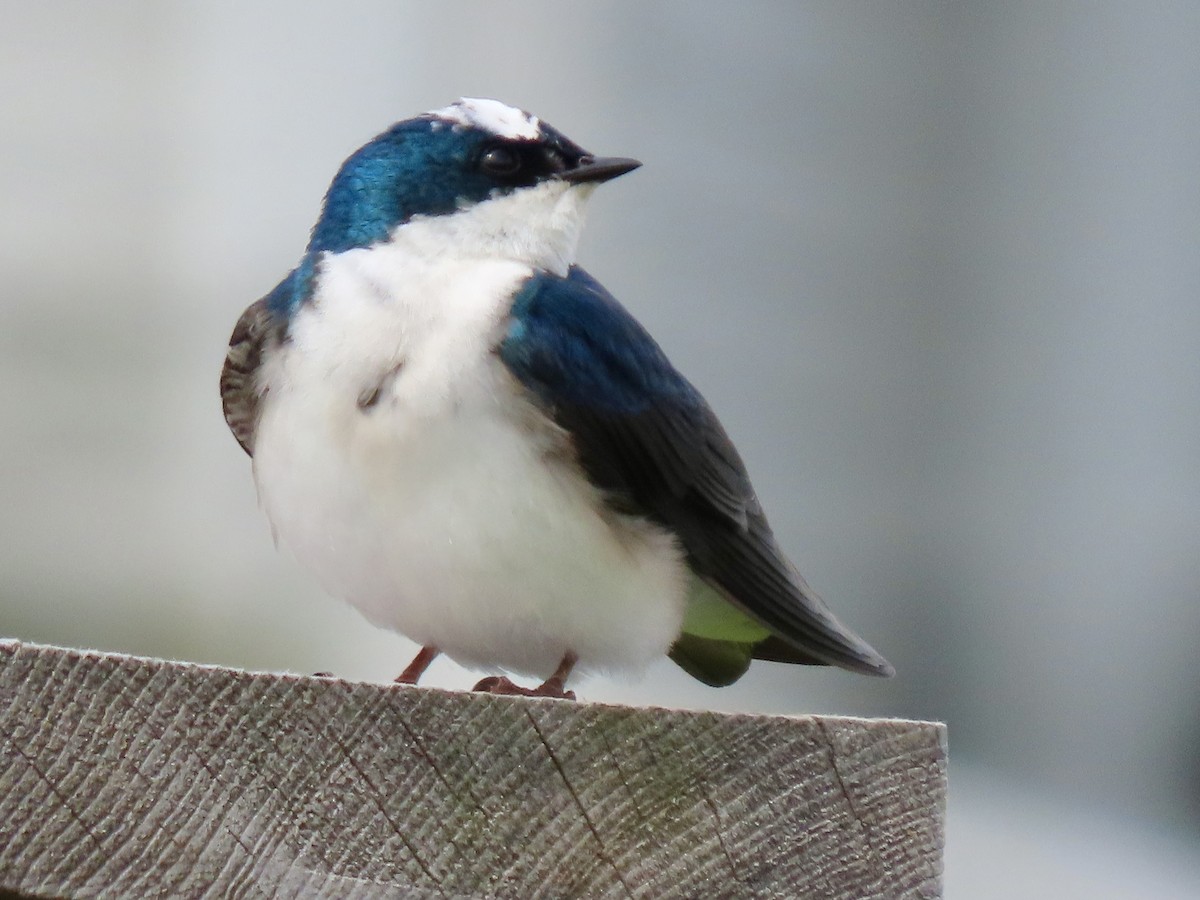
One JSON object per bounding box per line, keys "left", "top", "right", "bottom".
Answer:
{"left": 307, "top": 98, "right": 640, "bottom": 273}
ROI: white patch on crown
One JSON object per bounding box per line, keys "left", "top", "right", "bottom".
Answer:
{"left": 428, "top": 97, "right": 541, "bottom": 140}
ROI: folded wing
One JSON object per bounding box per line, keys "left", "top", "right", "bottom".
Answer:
{"left": 499, "top": 267, "right": 893, "bottom": 682}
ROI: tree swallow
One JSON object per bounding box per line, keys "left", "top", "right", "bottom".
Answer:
{"left": 221, "top": 98, "right": 893, "bottom": 698}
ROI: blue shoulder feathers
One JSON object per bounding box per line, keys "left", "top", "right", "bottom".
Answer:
{"left": 500, "top": 265, "right": 758, "bottom": 530}
{"left": 264, "top": 255, "right": 318, "bottom": 319}
{"left": 503, "top": 267, "right": 700, "bottom": 414}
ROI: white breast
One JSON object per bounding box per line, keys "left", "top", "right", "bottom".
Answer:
{"left": 251, "top": 236, "right": 688, "bottom": 678}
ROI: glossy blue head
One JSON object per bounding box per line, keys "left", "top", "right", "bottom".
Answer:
{"left": 307, "top": 98, "right": 638, "bottom": 255}
{"left": 267, "top": 98, "right": 640, "bottom": 318}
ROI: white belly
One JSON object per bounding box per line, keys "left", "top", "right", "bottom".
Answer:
{"left": 250, "top": 247, "right": 688, "bottom": 678}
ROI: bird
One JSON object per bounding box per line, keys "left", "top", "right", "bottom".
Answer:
{"left": 221, "top": 97, "right": 893, "bottom": 699}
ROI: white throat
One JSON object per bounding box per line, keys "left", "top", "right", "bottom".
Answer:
{"left": 385, "top": 180, "right": 595, "bottom": 276}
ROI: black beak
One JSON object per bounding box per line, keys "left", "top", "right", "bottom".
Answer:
{"left": 558, "top": 155, "right": 642, "bottom": 185}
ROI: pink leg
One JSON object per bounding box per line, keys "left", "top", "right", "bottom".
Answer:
{"left": 473, "top": 652, "right": 579, "bottom": 701}
{"left": 395, "top": 646, "right": 439, "bottom": 685}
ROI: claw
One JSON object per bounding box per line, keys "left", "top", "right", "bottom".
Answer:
{"left": 472, "top": 652, "right": 579, "bottom": 701}
{"left": 472, "top": 675, "right": 576, "bottom": 700}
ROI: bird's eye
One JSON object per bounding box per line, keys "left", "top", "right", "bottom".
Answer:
{"left": 480, "top": 145, "right": 522, "bottom": 177}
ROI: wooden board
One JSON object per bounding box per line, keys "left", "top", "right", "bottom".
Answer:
{"left": 0, "top": 641, "right": 945, "bottom": 898}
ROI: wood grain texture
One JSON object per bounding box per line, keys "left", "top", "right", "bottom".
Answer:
{"left": 0, "top": 641, "right": 945, "bottom": 898}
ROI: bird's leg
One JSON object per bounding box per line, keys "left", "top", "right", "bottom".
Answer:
{"left": 473, "top": 652, "right": 578, "bottom": 701}
{"left": 535, "top": 651, "right": 578, "bottom": 699}
{"left": 395, "top": 645, "right": 439, "bottom": 685}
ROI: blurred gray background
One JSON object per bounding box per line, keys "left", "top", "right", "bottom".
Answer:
{"left": 3, "top": 2, "right": 1199, "bottom": 894}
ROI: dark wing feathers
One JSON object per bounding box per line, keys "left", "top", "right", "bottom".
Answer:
{"left": 500, "top": 266, "right": 893, "bottom": 678}
{"left": 220, "top": 297, "right": 279, "bottom": 457}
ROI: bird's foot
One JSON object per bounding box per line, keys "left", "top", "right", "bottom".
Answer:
{"left": 473, "top": 652, "right": 579, "bottom": 701}
{"left": 472, "top": 675, "right": 577, "bottom": 701}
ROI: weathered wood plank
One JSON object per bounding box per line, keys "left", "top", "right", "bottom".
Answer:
{"left": 0, "top": 640, "right": 945, "bottom": 898}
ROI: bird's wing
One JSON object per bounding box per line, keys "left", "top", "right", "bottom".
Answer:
{"left": 220, "top": 297, "right": 280, "bottom": 457}
{"left": 500, "top": 266, "right": 893, "bottom": 678}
